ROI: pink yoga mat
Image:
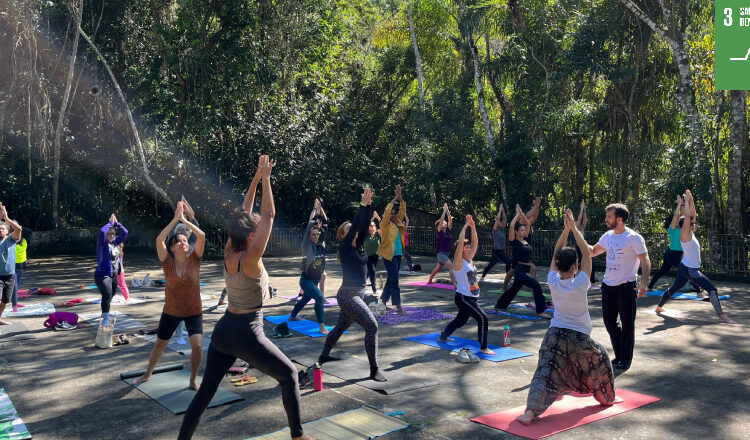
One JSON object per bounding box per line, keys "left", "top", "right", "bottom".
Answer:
{"left": 472, "top": 389, "right": 660, "bottom": 439}
{"left": 280, "top": 295, "right": 338, "bottom": 307}
{"left": 403, "top": 281, "right": 454, "bottom": 290}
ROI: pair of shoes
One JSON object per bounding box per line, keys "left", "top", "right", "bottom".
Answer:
{"left": 457, "top": 348, "right": 479, "bottom": 363}
{"left": 298, "top": 369, "right": 310, "bottom": 389}
{"left": 113, "top": 334, "right": 130, "bottom": 346}
{"left": 272, "top": 323, "right": 293, "bottom": 338}
{"left": 55, "top": 321, "right": 77, "bottom": 331}
{"left": 232, "top": 374, "right": 258, "bottom": 386}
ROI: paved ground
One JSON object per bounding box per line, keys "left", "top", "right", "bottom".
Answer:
{"left": 0, "top": 254, "right": 748, "bottom": 440}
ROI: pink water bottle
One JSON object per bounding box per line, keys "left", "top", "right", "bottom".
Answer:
{"left": 503, "top": 325, "right": 511, "bottom": 346}
{"left": 313, "top": 363, "right": 323, "bottom": 391}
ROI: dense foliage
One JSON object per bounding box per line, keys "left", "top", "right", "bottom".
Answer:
{"left": 0, "top": 0, "right": 747, "bottom": 233}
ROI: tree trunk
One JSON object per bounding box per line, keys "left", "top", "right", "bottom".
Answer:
{"left": 727, "top": 90, "right": 746, "bottom": 234}
{"left": 52, "top": 0, "right": 82, "bottom": 228}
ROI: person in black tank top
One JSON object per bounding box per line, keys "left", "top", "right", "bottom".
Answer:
{"left": 494, "top": 204, "right": 550, "bottom": 318}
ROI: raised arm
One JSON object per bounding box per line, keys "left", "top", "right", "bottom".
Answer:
{"left": 241, "top": 167, "right": 262, "bottom": 214}
{"left": 680, "top": 190, "right": 694, "bottom": 243}
{"left": 342, "top": 187, "right": 373, "bottom": 249}
{"left": 517, "top": 204, "right": 531, "bottom": 231}
{"left": 525, "top": 197, "right": 542, "bottom": 225}
{"left": 246, "top": 155, "right": 275, "bottom": 263}
{"left": 670, "top": 195, "right": 682, "bottom": 230}
{"left": 567, "top": 209, "right": 591, "bottom": 277}
{"left": 394, "top": 185, "right": 406, "bottom": 223}
{"left": 446, "top": 207, "right": 453, "bottom": 230}
{"left": 156, "top": 203, "right": 184, "bottom": 262}
{"left": 437, "top": 203, "right": 447, "bottom": 231}
{"left": 303, "top": 208, "right": 317, "bottom": 245}
{"left": 108, "top": 213, "right": 128, "bottom": 246}
{"left": 575, "top": 201, "right": 586, "bottom": 229}
{"left": 508, "top": 211, "right": 520, "bottom": 242}
{"left": 0, "top": 204, "right": 22, "bottom": 242}
{"left": 550, "top": 213, "right": 571, "bottom": 272}
{"left": 180, "top": 213, "right": 206, "bottom": 258}
{"left": 453, "top": 220, "right": 468, "bottom": 271}
{"left": 467, "top": 215, "right": 478, "bottom": 260}
{"left": 493, "top": 206, "right": 502, "bottom": 231}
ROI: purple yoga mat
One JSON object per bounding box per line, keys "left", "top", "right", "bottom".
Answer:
{"left": 376, "top": 306, "right": 455, "bottom": 324}
{"left": 403, "top": 281, "right": 454, "bottom": 290}
{"left": 281, "top": 295, "right": 338, "bottom": 307}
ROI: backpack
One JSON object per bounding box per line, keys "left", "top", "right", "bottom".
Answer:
{"left": 44, "top": 311, "right": 79, "bottom": 328}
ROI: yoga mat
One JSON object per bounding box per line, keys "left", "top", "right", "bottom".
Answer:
{"left": 376, "top": 306, "right": 454, "bottom": 325}
{"left": 122, "top": 365, "right": 243, "bottom": 414}
{"left": 403, "top": 333, "right": 532, "bottom": 362}
{"left": 264, "top": 314, "right": 340, "bottom": 338}
{"left": 471, "top": 389, "right": 660, "bottom": 439}
{"left": 1, "top": 302, "right": 55, "bottom": 318}
{"left": 645, "top": 290, "right": 730, "bottom": 301}
{"left": 488, "top": 289, "right": 552, "bottom": 300}
{"left": 121, "top": 363, "right": 184, "bottom": 380}
{"left": 0, "top": 388, "right": 32, "bottom": 440}
{"left": 485, "top": 308, "right": 547, "bottom": 321}
{"left": 403, "top": 281, "right": 454, "bottom": 290}
{"left": 78, "top": 312, "right": 145, "bottom": 331}
{"left": 293, "top": 352, "right": 438, "bottom": 394}
{"left": 246, "top": 406, "right": 409, "bottom": 440}
{"left": 133, "top": 333, "right": 211, "bottom": 356}
{"left": 0, "top": 322, "right": 36, "bottom": 342}
{"left": 280, "top": 295, "right": 338, "bottom": 307}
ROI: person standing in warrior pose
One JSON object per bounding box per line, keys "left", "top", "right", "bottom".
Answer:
{"left": 481, "top": 203, "right": 511, "bottom": 280}
{"left": 503, "top": 197, "right": 542, "bottom": 290}
{"left": 427, "top": 203, "right": 455, "bottom": 287}
{"left": 179, "top": 156, "right": 315, "bottom": 440}
{"left": 656, "top": 190, "right": 736, "bottom": 324}
{"left": 364, "top": 211, "right": 381, "bottom": 295}
{"left": 575, "top": 201, "right": 597, "bottom": 283}
{"left": 377, "top": 185, "right": 407, "bottom": 314}
{"left": 319, "top": 187, "right": 386, "bottom": 382}
{"left": 589, "top": 203, "right": 650, "bottom": 371}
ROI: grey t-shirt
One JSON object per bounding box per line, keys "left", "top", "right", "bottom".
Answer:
{"left": 492, "top": 228, "right": 506, "bottom": 251}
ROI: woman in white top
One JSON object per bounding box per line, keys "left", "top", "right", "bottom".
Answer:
{"left": 656, "top": 190, "right": 735, "bottom": 324}
{"left": 438, "top": 215, "right": 494, "bottom": 355}
{"left": 517, "top": 209, "right": 617, "bottom": 426}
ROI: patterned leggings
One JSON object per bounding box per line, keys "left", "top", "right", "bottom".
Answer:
{"left": 320, "top": 286, "right": 379, "bottom": 369}
{"left": 526, "top": 327, "right": 615, "bottom": 416}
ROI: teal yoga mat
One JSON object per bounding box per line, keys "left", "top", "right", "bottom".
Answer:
{"left": 246, "top": 406, "right": 409, "bottom": 440}
{"left": 646, "top": 290, "right": 730, "bottom": 301}
{"left": 122, "top": 365, "right": 243, "bottom": 414}
{"left": 264, "top": 314, "right": 341, "bottom": 338}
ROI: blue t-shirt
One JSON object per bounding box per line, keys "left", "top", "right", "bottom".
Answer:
{"left": 393, "top": 230, "right": 403, "bottom": 256}
{"left": 0, "top": 235, "right": 19, "bottom": 276}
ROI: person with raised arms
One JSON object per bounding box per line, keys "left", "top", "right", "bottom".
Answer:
{"left": 318, "top": 187, "right": 386, "bottom": 382}
{"left": 377, "top": 185, "right": 407, "bottom": 314}
{"left": 589, "top": 203, "right": 650, "bottom": 371}
{"left": 0, "top": 203, "right": 23, "bottom": 325}
{"left": 481, "top": 203, "right": 511, "bottom": 281}
{"left": 575, "top": 201, "right": 597, "bottom": 283}
{"left": 438, "top": 215, "right": 494, "bottom": 355}
{"left": 427, "top": 203, "right": 455, "bottom": 287}
{"left": 656, "top": 190, "right": 735, "bottom": 324}
{"left": 364, "top": 211, "right": 381, "bottom": 295}
{"left": 132, "top": 201, "right": 206, "bottom": 390}
{"left": 502, "top": 197, "right": 541, "bottom": 290}
{"left": 516, "top": 209, "right": 617, "bottom": 426}
{"left": 93, "top": 212, "right": 128, "bottom": 327}
{"left": 179, "top": 156, "right": 315, "bottom": 440}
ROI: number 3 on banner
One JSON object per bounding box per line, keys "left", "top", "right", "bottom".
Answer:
{"left": 724, "top": 8, "right": 732, "bottom": 26}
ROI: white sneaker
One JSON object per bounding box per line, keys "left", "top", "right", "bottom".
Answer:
{"left": 142, "top": 274, "right": 153, "bottom": 287}
{"left": 375, "top": 302, "right": 387, "bottom": 316}
{"left": 131, "top": 276, "right": 142, "bottom": 287}
{"left": 457, "top": 348, "right": 471, "bottom": 363}
{"left": 467, "top": 350, "right": 480, "bottom": 363}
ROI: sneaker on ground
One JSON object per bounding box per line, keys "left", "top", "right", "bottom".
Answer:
{"left": 56, "top": 321, "right": 77, "bottom": 331}
{"left": 131, "top": 276, "right": 142, "bottom": 287}
{"left": 142, "top": 274, "right": 153, "bottom": 287}
{"left": 467, "top": 350, "right": 480, "bottom": 363}
{"left": 457, "top": 348, "right": 471, "bottom": 363}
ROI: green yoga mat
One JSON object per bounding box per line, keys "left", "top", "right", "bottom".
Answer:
{"left": 0, "top": 388, "right": 32, "bottom": 440}
{"left": 488, "top": 289, "right": 552, "bottom": 300}
{"left": 246, "top": 406, "right": 409, "bottom": 440}
{"left": 122, "top": 364, "right": 243, "bottom": 414}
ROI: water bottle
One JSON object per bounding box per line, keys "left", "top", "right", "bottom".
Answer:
{"left": 313, "top": 363, "right": 323, "bottom": 391}
{"left": 503, "top": 325, "right": 511, "bottom": 347}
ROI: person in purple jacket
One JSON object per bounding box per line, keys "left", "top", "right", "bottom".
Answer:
{"left": 427, "top": 203, "right": 455, "bottom": 287}
{"left": 95, "top": 213, "right": 128, "bottom": 326}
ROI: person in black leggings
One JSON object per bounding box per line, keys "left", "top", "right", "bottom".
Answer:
{"left": 494, "top": 204, "right": 550, "bottom": 318}
{"left": 318, "top": 187, "right": 386, "bottom": 382}
{"left": 481, "top": 203, "right": 511, "bottom": 280}
{"left": 94, "top": 213, "right": 128, "bottom": 327}
{"left": 178, "top": 156, "right": 315, "bottom": 440}
{"left": 364, "top": 211, "right": 381, "bottom": 294}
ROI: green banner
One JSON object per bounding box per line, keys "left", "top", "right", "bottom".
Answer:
{"left": 716, "top": 1, "right": 750, "bottom": 90}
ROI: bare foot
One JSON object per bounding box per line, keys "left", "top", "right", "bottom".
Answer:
{"left": 480, "top": 348, "right": 496, "bottom": 355}
{"left": 288, "top": 316, "right": 304, "bottom": 322}
{"left": 536, "top": 312, "right": 552, "bottom": 320}
{"left": 613, "top": 396, "right": 624, "bottom": 404}
{"left": 427, "top": 279, "right": 434, "bottom": 284}
{"left": 655, "top": 306, "right": 664, "bottom": 313}
{"left": 515, "top": 409, "right": 536, "bottom": 425}
{"left": 719, "top": 314, "right": 738, "bottom": 324}
{"left": 189, "top": 381, "right": 200, "bottom": 391}
{"left": 318, "top": 325, "right": 329, "bottom": 335}
{"left": 437, "top": 336, "right": 453, "bottom": 342}
{"left": 0, "top": 319, "right": 11, "bottom": 325}
{"left": 293, "top": 434, "right": 318, "bottom": 440}
{"left": 131, "top": 374, "right": 151, "bottom": 386}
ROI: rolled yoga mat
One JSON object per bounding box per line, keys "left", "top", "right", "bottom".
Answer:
{"left": 403, "top": 333, "right": 533, "bottom": 362}
{"left": 293, "top": 352, "right": 438, "bottom": 395}
{"left": 245, "top": 406, "right": 409, "bottom": 440}
{"left": 0, "top": 322, "right": 36, "bottom": 342}
{"left": 121, "top": 364, "right": 243, "bottom": 414}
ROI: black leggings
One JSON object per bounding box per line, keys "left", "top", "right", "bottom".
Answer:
{"left": 321, "top": 286, "right": 379, "bottom": 369}
{"left": 601, "top": 281, "right": 636, "bottom": 366}
{"left": 495, "top": 265, "right": 546, "bottom": 313}
{"left": 94, "top": 275, "right": 116, "bottom": 314}
{"left": 178, "top": 311, "right": 302, "bottom": 439}
{"left": 649, "top": 249, "right": 700, "bottom": 291}
{"left": 658, "top": 263, "right": 724, "bottom": 315}
{"left": 366, "top": 254, "right": 379, "bottom": 294}
{"left": 482, "top": 249, "right": 511, "bottom": 277}
{"left": 441, "top": 292, "right": 489, "bottom": 350}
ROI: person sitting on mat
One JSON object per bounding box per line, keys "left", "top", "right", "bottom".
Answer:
{"left": 438, "top": 215, "right": 494, "bottom": 355}
{"left": 427, "top": 203, "right": 455, "bottom": 287}
{"left": 93, "top": 213, "right": 128, "bottom": 327}
{"left": 289, "top": 198, "right": 329, "bottom": 335}
{"left": 377, "top": 185, "right": 407, "bottom": 314}
{"left": 516, "top": 209, "right": 617, "bottom": 425}
{"left": 179, "top": 156, "right": 315, "bottom": 440}
{"left": 132, "top": 201, "right": 206, "bottom": 390}
{"left": 319, "top": 187, "right": 386, "bottom": 382}
{"left": 0, "top": 202, "right": 22, "bottom": 325}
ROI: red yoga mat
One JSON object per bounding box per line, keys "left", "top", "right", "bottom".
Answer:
{"left": 471, "top": 389, "right": 660, "bottom": 439}
{"left": 403, "top": 281, "right": 454, "bottom": 290}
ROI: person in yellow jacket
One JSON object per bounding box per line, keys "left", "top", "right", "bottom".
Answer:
{"left": 377, "top": 185, "right": 407, "bottom": 314}
{"left": 12, "top": 234, "right": 28, "bottom": 313}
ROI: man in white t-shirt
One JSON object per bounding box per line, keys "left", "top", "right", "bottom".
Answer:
{"left": 590, "top": 204, "right": 650, "bottom": 371}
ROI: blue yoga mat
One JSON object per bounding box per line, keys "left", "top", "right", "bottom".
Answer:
{"left": 403, "top": 333, "right": 532, "bottom": 362}
{"left": 646, "top": 290, "right": 730, "bottom": 301}
{"left": 485, "top": 308, "right": 546, "bottom": 320}
{"left": 264, "top": 314, "right": 342, "bottom": 338}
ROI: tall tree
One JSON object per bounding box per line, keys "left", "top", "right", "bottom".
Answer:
{"left": 727, "top": 90, "right": 746, "bottom": 234}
